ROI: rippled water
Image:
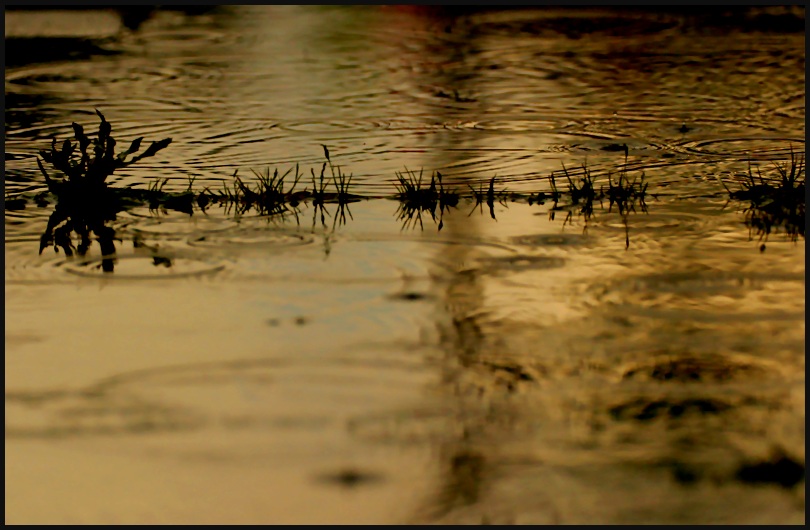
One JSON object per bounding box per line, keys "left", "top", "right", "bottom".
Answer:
{"left": 5, "top": 6, "right": 805, "bottom": 524}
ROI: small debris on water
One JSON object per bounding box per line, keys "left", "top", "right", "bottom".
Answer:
{"left": 315, "top": 468, "right": 385, "bottom": 488}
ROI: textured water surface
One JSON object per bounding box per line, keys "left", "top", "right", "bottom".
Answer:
{"left": 5, "top": 6, "right": 805, "bottom": 524}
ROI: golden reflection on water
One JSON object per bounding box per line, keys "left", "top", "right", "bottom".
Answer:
{"left": 5, "top": 5, "right": 805, "bottom": 525}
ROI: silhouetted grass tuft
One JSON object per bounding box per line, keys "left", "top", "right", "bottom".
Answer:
{"left": 722, "top": 147, "right": 805, "bottom": 251}
{"left": 468, "top": 176, "right": 507, "bottom": 220}
{"left": 605, "top": 169, "right": 648, "bottom": 217}
{"left": 31, "top": 112, "right": 805, "bottom": 257}
{"left": 395, "top": 169, "right": 459, "bottom": 230}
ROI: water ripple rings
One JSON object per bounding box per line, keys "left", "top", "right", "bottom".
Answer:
{"left": 61, "top": 256, "right": 226, "bottom": 280}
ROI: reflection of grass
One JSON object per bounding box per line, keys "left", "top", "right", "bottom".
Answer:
{"left": 390, "top": 161, "right": 649, "bottom": 241}
{"left": 604, "top": 166, "right": 649, "bottom": 249}
{"left": 27, "top": 111, "right": 805, "bottom": 254}
{"left": 36, "top": 110, "right": 172, "bottom": 270}
{"left": 309, "top": 148, "right": 360, "bottom": 232}
{"left": 38, "top": 187, "right": 117, "bottom": 265}
{"left": 563, "top": 162, "right": 598, "bottom": 207}
{"left": 192, "top": 147, "right": 362, "bottom": 229}
{"left": 395, "top": 168, "right": 459, "bottom": 230}
{"left": 468, "top": 176, "right": 507, "bottom": 220}
{"left": 551, "top": 163, "right": 598, "bottom": 228}
{"left": 533, "top": 160, "right": 648, "bottom": 247}
{"left": 605, "top": 168, "right": 648, "bottom": 216}
{"left": 208, "top": 165, "right": 303, "bottom": 217}
{"left": 29, "top": 111, "right": 652, "bottom": 250}
{"left": 722, "top": 148, "right": 805, "bottom": 251}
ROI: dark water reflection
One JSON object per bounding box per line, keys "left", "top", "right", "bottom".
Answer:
{"left": 5, "top": 6, "right": 805, "bottom": 524}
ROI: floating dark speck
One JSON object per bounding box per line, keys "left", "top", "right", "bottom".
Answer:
{"left": 316, "top": 468, "right": 385, "bottom": 488}
{"left": 389, "top": 291, "right": 429, "bottom": 302}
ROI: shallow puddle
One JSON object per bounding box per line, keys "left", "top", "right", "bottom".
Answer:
{"left": 5, "top": 6, "right": 805, "bottom": 524}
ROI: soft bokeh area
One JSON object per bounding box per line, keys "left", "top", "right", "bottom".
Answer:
{"left": 5, "top": 6, "right": 805, "bottom": 524}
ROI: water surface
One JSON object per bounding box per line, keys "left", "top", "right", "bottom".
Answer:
{"left": 5, "top": 6, "right": 805, "bottom": 524}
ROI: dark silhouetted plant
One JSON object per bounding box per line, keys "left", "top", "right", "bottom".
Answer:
{"left": 603, "top": 167, "right": 648, "bottom": 249}
{"left": 722, "top": 147, "right": 805, "bottom": 251}
{"left": 557, "top": 162, "right": 598, "bottom": 228}
{"left": 37, "top": 109, "right": 172, "bottom": 194}
{"left": 395, "top": 169, "right": 459, "bottom": 230}
{"left": 35, "top": 110, "right": 172, "bottom": 270}
{"left": 469, "top": 176, "right": 505, "bottom": 220}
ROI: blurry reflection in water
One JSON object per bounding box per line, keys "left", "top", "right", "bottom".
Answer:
{"left": 4, "top": 5, "right": 805, "bottom": 525}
